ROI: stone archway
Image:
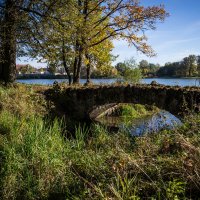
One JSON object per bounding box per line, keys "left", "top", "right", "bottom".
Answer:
{"left": 46, "top": 84, "right": 200, "bottom": 121}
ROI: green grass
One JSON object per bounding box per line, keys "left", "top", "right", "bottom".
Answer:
{"left": 0, "top": 116, "right": 68, "bottom": 199}
{"left": 119, "top": 104, "right": 159, "bottom": 118}
{"left": 0, "top": 84, "right": 200, "bottom": 199}
{"left": 0, "top": 84, "right": 47, "bottom": 117}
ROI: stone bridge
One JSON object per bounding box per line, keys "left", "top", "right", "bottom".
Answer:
{"left": 46, "top": 84, "right": 200, "bottom": 121}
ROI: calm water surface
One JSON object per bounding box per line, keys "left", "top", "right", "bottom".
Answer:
{"left": 17, "top": 78, "right": 200, "bottom": 87}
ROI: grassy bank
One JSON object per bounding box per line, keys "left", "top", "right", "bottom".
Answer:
{"left": 0, "top": 84, "right": 200, "bottom": 199}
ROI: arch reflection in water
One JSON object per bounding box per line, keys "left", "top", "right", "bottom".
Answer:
{"left": 92, "top": 104, "right": 182, "bottom": 136}
{"left": 120, "top": 110, "right": 182, "bottom": 136}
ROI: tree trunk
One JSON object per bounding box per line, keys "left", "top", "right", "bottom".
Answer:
{"left": 72, "top": 0, "right": 83, "bottom": 84}
{"left": 72, "top": 0, "right": 88, "bottom": 84}
{"left": 73, "top": 56, "right": 78, "bottom": 83}
{"left": 73, "top": 40, "right": 79, "bottom": 83}
{"left": 74, "top": 47, "right": 83, "bottom": 84}
{"left": 63, "top": 59, "right": 72, "bottom": 85}
{"left": 64, "top": 65, "right": 72, "bottom": 85}
{"left": 0, "top": 63, "right": 3, "bottom": 78}
{"left": 62, "top": 41, "right": 72, "bottom": 85}
{"left": 85, "top": 53, "right": 91, "bottom": 84}
{"left": 1, "top": 0, "right": 17, "bottom": 83}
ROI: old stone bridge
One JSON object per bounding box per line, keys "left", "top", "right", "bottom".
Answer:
{"left": 46, "top": 84, "right": 200, "bottom": 121}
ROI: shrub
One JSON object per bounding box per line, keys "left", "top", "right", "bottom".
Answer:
{"left": 124, "top": 68, "right": 142, "bottom": 84}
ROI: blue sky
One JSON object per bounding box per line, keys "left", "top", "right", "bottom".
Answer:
{"left": 17, "top": 0, "right": 200, "bottom": 67}
{"left": 113, "top": 0, "right": 200, "bottom": 65}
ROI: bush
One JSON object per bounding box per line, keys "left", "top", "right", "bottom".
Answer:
{"left": 115, "top": 57, "right": 142, "bottom": 84}
{"left": 124, "top": 68, "right": 142, "bottom": 84}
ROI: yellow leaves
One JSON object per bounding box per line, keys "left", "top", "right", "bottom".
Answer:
{"left": 84, "top": 57, "right": 90, "bottom": 66}
{"left": 25, "top": 0, "right": 168, "bottom": 72}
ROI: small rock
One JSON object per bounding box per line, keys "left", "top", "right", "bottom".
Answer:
{"left": 151, "top": 81, "right": 158, "bottom": 85}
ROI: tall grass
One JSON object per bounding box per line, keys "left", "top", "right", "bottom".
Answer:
{"left": 0, "top": 112, "right": 71, "bottom": 199}
{"left": 0, "top": 84, "right": 200, "bottom": 199}
{"left": 0, "top": 84, "right": 46, "bottom": 117}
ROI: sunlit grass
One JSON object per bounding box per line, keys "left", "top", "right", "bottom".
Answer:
{"left": 0, "top": 84, "right": 199, "bottom": 199}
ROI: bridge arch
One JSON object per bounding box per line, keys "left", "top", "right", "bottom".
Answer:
{"left": 46, "top": 84, "right": 200, "bottom": 121}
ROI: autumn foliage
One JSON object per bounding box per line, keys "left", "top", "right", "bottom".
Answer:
{"left": 0, "top": 0, "right": 168, "bottom": 83}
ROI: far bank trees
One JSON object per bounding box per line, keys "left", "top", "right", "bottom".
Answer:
{"left": 157, "top": 55, "right": 200, "bottom": 77}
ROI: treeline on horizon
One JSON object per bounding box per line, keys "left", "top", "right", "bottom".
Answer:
{"left": 115, "top": 54, "right": 200, "bottom": 78}
{"left": 139, "top": 54, "right": 200, "bottom": 78}
{"left": 17, "top": 54, "right": 200, "bottom": 80}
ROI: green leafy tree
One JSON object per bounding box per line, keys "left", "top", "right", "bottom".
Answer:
{"left": 139, "top": 60, "right": 160, "bottom": 77}
{"left": 148, "top": 63, "right": 160, "bottom": 76}
{"left": 116, "top": 57, "right": 142, "bottom": 83}
{"left": 47, "top": 63, "right": 57, "bottom": 74}
{"left": 139, "top": 60, "right": 149, "bottom": 75}
{"left": 124, "top": 68, "right": 142, "bottom": 84}
{"left": 0, "top": 0, "right": 168, "bottom": 84}
{"left": 183, "top": 55, "right": 197, "bottom": 77}
{"left": 71, "top": 0, "right": 168, "bottom": 83}
{"left": 21, "top": 0, "right": 114, "bottom": 85}
{"left": 19, "top": 0, "right": 76, "bottom": 84}
{"left": 123, "top": 57, "right": 141, "bottom": 83}
{"left": 197, "top": 56, "right": 200, "bottom": 76}
{"left": 157, "top": 55, "right": 200, "bottom": 77}
{"left": 84, "top": 37, "right": 114, "bottom": 83}
{"left": 20, "top": 64, "right": 36, "bottom": 74}
{"left": 158, "top": 62, "right": 182, "bottom": 77}
{"left": 0, "top": 0, "right": 58, "bottom": 83}
{"left": 115, "top": 62, "right": 128, "bottom": 76}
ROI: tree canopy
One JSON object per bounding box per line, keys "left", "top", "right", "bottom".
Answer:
{"left": 0, "top": 0, "right": 168, "bottom": 84}
{"left": 0, "top": 0, "right": 59, "bottom": 82}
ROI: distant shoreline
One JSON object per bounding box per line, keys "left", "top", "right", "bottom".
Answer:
{"left": 144, "top": 76, "right": 200, "bottom": 79}
{"left": 17, "top": 74, "right": 68, "bottom": 79}
{"left": 17, "top": 74, "right": 200, "bottom": 80}
{"left": 17, "top": 74, "right": 118, "bottom": 80}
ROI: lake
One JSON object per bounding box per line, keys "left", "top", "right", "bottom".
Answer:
{"left": 17, "top": 77, "right": 200, "bottom": 87}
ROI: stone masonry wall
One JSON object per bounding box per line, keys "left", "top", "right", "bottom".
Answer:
{"left": 46, "top": 84, "right": 200, "bottom": 121}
